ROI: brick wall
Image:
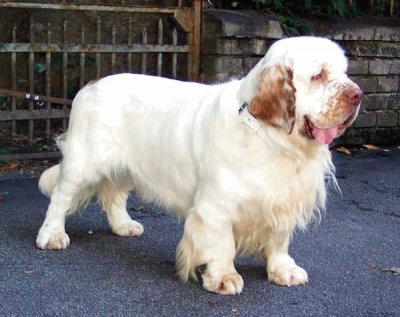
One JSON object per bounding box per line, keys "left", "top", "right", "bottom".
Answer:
{"left": 201, "top": 10, "right": 400, "bottom": 145}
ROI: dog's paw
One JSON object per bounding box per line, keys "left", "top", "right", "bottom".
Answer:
{"left": 36, "top": 225, "right": 70, "bottom": 250}
{"left": 267, "top": 255, "right": 308, "bottom": 287}
{"left": 202, "top": 271, "right": 244, "bottom": 295}
{"left": 111, "top": 220, "right": 144, "bottom": 237}
{"left": 268, "top": 265, "right": 308, "bottom": 286}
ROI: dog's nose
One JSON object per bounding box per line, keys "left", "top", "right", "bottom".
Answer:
{"left": 344, "top": 86, "right": 363, "bottom": 106}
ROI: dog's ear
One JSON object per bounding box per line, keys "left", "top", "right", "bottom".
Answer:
{"left": 249, "top": 65, "right": 296, "bottom": 134}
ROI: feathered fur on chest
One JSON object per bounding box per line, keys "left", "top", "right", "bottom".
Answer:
{"left": 231, "top": 144, "right": 334, "bottom": 256}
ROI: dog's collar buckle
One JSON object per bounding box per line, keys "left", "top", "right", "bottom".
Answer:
{"left": 239, "top": 103, "right": 271, "bottom": 148}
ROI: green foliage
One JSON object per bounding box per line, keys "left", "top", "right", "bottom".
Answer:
{"left": 34, "top": 63, "right": 47, "bottom": 74}
{"left": 0, "top": 147, "right": 10, "bottom": 156}
{"left": 326, "top": 0, "right": 361, "bottom": 17}
{"left": 369, "top": 0, "right": 385, "bottom": 15}
{"left": 277, "top": 15, "right": 311, "bottom": 36}
{"left": 216, "top": 0, "right": 366, "bottom": 35}
{"left": 0, "top": 95, "right": 11, "bottom": 111}
{"left": 253, "top": 0, "right": 361, "bottom": 17}
{"left": 30, "top": 53, "right": 97, "bottom": 98}
{"left": 252, "top": 0, "right": 363, "bottom": 35}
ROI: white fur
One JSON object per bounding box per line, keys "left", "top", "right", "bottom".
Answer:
{"left": 37, "top": 37, "right": 360, "bottom": 295}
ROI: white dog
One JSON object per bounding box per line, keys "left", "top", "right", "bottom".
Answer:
{"left": 37, "top": 36, "right": 362, "bottom": 295}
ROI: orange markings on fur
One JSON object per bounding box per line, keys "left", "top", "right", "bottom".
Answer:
{"left": 249, "top": 66, "right": 296, "bottom": 134}
{"left": 313, "top": 82, "right": 361, "bottom": 128}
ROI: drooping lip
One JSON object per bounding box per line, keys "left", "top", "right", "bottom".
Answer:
{"left": 304, "top": 116, "right": 314, "bottom": 140}
{"left": 304, "top": 112, "right": 355, "bottom": 145}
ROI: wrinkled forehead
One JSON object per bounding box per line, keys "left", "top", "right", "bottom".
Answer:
{"left": 265, "top": 37, "right": 348, "bottom": 77}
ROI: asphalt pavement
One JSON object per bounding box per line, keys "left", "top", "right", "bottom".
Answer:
{"left": 0, "top": 147, "right": 399, "bottom": 317}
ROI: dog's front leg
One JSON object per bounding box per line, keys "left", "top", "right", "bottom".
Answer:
{"left": 176, "top": 211, "right": 243, "bottom": 295}
{"left": 264, "top": 227, "right": 308, "bottom": 287}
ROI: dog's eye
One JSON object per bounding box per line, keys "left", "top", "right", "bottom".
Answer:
{"left": 311, "top": 73, "right": 323, "bottom": 81}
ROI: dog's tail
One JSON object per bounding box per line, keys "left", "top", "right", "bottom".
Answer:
{"left": 39, "top": 164, "right": 60, "bottom": 198}
{"left": 38, "top": 133, "right": 68, "bottom": 198}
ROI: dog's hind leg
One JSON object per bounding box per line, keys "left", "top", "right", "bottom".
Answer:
{"left": 98, "top": 180, "right": 143, "bottom": 237}
{"left": 36, "top": 167, "right": 93, "bottom": 250}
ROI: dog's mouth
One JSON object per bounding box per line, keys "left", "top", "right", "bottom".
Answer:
{"left": 304, "top": 111, "right": 356, "bottom": 145}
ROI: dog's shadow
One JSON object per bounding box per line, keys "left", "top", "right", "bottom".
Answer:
{"left": 16, "top": 221, "right": 267, "bottom": 292}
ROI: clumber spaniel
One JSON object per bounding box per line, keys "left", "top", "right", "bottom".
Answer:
{"left": 37, "top": 36, "right": 362, "bottom": 295}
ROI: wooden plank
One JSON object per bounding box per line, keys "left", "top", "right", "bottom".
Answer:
{"left": 62, "top": 20, "right": 68, "bottom": 130}
{"left": 28, "top": 17, "right": 35, "bottom": 141}
{"left": 0, "top": 43, "right": 190, "bottom": 53}
{"left": 46, "top": 22, "right": 52, "bottom": 137}
{"left": 80, "top": 24, "right": 86, "bottom": 88}
{"left": 0, "top": 3, "right": 182, "bottom": 14}
{"left": 0, "top": 151, "right": 61, "bottom": 161}
{"left": 172, "top": 28, "right": 177, "bottom": 79}
{"left": 96, "top": 17, "right": 102, "bottom": 78}
{"left": 0, "top": 109, "right": 71, "bottom": 121}
{"left": 141, "top": 28, "right": 147, "bottom": 74}
{"left": 11, "top": 23, "right": 17, "bottom": 137}
{"left": 191, "top": 0, "right": 202, "bottom": 81}
{"left": 111, "top": 25, "right": 116, "bottom": 73}
{"left": 390, "top": 0, "right": 394, "bottom": 16}
{"left": 187, "top": 32, "right": 193, "bottom": 80}
{"left": 127, "top": 17, "right": 133, "bottom": 73}
{"left": 157, "top": 18, "right": 163, "bottom": 76}
{"left": 0, "top": 88, "right": 72, "bottom": 106}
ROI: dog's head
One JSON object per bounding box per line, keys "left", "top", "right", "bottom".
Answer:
{"left": 242, "top": 36, "right": 362, "bottom": 145}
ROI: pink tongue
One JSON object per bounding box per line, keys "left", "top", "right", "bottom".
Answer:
{"left": 311, "top": 126, "right": 339, "bottom": 145}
